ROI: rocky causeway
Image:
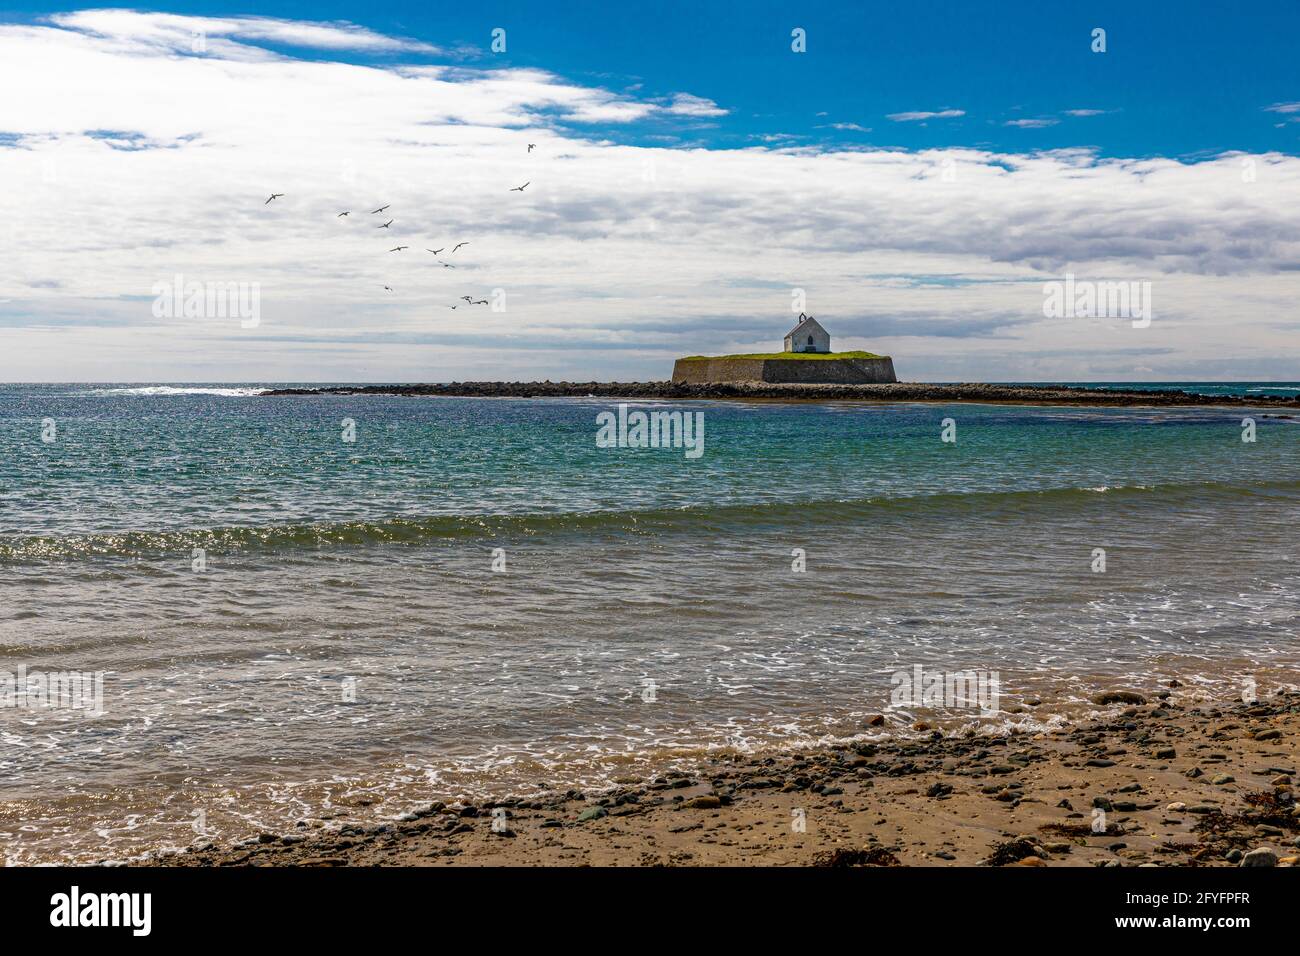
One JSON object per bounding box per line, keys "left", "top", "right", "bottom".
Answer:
{"left": 263, "top": 381, "right": 1300, "bottom": 408}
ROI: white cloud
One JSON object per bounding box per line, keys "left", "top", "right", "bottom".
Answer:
{"left": 1, "top": 10, "right": 1298, "bottom": 383}
{"left": 1264, "top": 102, "right": 1300, "bottom": 114}
{"left": 51, "top": 8, "right": 444, "bottom": 54}
{"left": 1004, "top": 118, "right": 1059, "bottom": 128}
{"left": 887, "top": 109, "right": 965, "bottom": 122}
{"left": 664, "top": 93, "right": 727, "bottom": 117}
{"left": 1063, "top": 109, "right": 1108, "bottom": 117}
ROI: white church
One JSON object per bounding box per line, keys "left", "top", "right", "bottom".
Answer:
{"left": 783, "top": 313, "right": 831, "bottom": 353}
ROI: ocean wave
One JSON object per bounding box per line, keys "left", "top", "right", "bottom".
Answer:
{"left": 3, "top": 478, "right": 1297, "bottom": 562}
{"left": 90, "top": 386, "right": 271, "bottom": 397}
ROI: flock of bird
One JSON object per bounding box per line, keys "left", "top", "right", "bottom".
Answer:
{"left": 263, "top": 144, "right": 536, "bottom": 306}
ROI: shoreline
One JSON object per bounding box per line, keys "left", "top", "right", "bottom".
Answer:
{"left": 146, "top": 689, "right": 1299, "bottom": 867}
{"left": 261, "top": 381, "right": 1300, "bottom": 409}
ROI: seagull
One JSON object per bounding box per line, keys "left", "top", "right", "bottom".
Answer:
{"left": 449, "top": 304, "right": 458, "bottom": 310}
{"left": 265, "top": 193, "right": 284, "bottom": 204}
{"left": 509, "top": 182, "right": 530, "bottom": 192}
{"left": 337, "top": 211, "right": 350, "bottom": 217}
{"left": 371, "top": 205, "right": 390, "bottom": 214}
{"left": 527, "top": 143, "right": 536, "bottom": 152}
{"left": 426, "top": 247, "right": 444, "bottom": 255}
{"left": 440, "top": 262, "right": 456, "bottom": 268}
{"left": 451, "top": 242, "right": 469, "bottom": 253}
{"left": 472, "top": 299, "right": 489, "bottom": 305}
{"left": 384, "top": 286, "right": 394, "bottom": 292}
{"left": 389, "top": 246, "right": 408, "bottom": 252}
{"left": 378, "top": 220, "right": 393, "bottom": 229}
{"left": 460, "top": 295, "right": 473, "bottom": 302}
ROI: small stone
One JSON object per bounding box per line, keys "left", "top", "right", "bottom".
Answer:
{"left": 1254, "top": 729, "right": 1282, "bottom": 741}
{"left": 1153, "top": 748, "right": 1177, "bottom": 759}
{"left": 1086, "top": 759, "right": 1116, "bottom": 768}
{"left": 1165, "top": 802, "right": 1186, "bottom": 812}
{"left": 685, "top": 795, "right": 722, "bottom": 809}
{"left": 1240, "top": 847, "right": 1278, "bottom": 868}
{"left": 1093, "top": 691, "right": 1147, "bottom": 706}
{"left": 866, "top": 715, "right": 885, "bottom": 727}
{"left": 1212, "top": 773, "right": 1235, "bottom": 785}
{"left": 576, "top": 806, "right": 608, "bottom": 822}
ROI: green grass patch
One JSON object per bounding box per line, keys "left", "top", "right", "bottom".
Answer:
{"left": 677, "top": 350, "right": 887, "bottom": 361}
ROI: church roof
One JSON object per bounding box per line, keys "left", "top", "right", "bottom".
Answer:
{"left": 784, "top": 314, "right": 827, "bottom": 338}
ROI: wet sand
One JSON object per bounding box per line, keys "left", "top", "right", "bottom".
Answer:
{"left": 262, "top": 381, "right": 1300, "bottom": 409}
{"left": 148, "top": 687, "right": 1299, "bottom": 867}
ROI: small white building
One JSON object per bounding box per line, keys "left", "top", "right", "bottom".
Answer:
{"left": 784, "top": 314, "right": 830, "bottom": 353}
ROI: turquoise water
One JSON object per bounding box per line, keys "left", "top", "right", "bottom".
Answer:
{"left": 1019, "top": 381, "right": 1300, "bottom": 399}
{"left": 1, "top": 383, "right": 1298, "bottom": 862}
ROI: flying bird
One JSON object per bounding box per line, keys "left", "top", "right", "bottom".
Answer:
{"left": 527, "top": 144, "right": 536, "bottom": 152}
{"left": 378, "top": 220, "right": 393, "bottom": 229}
{"left": 509, "top": 182, "right": 530, "bottom": 192}
{"left": 440, "top": 262, "right": 456, "bottom": 268}
{"left": 265, "top": 193, "right": 284, "bottom": 204}
{"left": 389, "top": 246, "right": 408, "bottom": 252}
{"left": 384, "top": 286, "right": 394, "bottom": 292}
{"left": 472, "top": 299, "right": 489, "bottom": 305}
{"left": 451, "top": 242, "right": 469, "bottom": 253}
{"left": 337, "top": 211, "right": 350, "bottom": 217}
{"left": 371, "top": 205, "right": 390, "bottom": 214}
{"left": 460, "top": 295, "right": 473, "bottom": 302}
{"left": 426, "top": 247, "right": 444, "bottom": 255}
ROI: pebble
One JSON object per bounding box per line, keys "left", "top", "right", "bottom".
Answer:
{"left": 1240, "top": 847, "right": 1278, "bottom": 868}
{"left": 1093, "top": 692, "right": 1146, "bottom": 706}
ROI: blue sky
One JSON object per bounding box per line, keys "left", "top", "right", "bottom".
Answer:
{"left": 7, "top": 0, "right": 1294, "bottom": 157}
{"left": 1, "top": 4, "right": 1298, "bottom": 381}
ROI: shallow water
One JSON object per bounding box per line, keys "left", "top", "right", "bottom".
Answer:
{"left": 1, "top": 384, "right": 1297, "bottom": 863}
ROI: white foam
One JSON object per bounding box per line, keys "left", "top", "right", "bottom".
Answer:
{"left": 93, "top": 386, "right": 270, "bottom": 397}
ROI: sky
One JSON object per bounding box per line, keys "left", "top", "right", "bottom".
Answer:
{"left": 1, "top": 2, "right": 1298, "bottom": 382}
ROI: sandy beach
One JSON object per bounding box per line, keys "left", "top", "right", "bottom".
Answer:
{"left": 147, "top": 687, "right": 1299, "bottom": 868}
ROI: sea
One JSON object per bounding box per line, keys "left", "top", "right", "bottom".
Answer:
{"left": 1, "top": 382, "right": 1297, "bottom": 863}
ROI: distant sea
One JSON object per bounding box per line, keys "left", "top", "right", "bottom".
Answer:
{"left": 2, "top": 382, "right": 1297, "bottom": 863}
{"left": 1015, "top": 381, "right": 1300, "bottom": 399}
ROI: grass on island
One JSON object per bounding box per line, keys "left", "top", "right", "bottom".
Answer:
{"left": 677, "top": 350, "right": 887, "bottom": 361}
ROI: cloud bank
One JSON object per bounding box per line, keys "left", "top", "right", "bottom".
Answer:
{"left": 1, "top": 9, "right": 1298, "bottom": 382}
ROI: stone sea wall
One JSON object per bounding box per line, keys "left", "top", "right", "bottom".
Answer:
{"left": 671, "top": 356, "right": 897, "bottom": 385}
